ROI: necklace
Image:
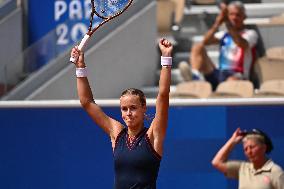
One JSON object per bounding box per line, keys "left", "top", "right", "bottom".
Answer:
{"left": 128, "top": 135, "right": 136, "bottom": 144}
{"left": 127, "top": 127, "right": 145, "bottom": 146}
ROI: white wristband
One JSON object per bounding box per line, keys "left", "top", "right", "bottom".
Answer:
{"left": 161, "top": 56, "right": 172, "bottom": 67}
{"left": 76, "top": 67, "right": 88, "bottom": 77}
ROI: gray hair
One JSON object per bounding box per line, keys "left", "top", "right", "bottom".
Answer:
{"left": 241, "top": 129, "right": 274, "bottom": 154}
{"left": 243, "top": 134, "right": 266, "bottom": 145}
{"left": 228, "top": 1, "right": 246, "bottom": 15}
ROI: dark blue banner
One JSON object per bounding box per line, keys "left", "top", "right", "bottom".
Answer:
{"left": 28, "top": 0, "right": 91, "bottom": 45}
{"left": 27, "top": 0, "right": 92, "bottom": 69}
{"left": 0, "top": 104, "right": 284, "bottom": 188}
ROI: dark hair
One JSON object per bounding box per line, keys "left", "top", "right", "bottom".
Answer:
{"left": 121, "top": 88, "right": 146, "bottom": 106}
{"left": 243, "top": 129, "right": 274, "bottom": 154}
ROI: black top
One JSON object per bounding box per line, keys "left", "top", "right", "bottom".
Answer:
{"left": 113, "top": 127, "right": 161, "bottom": 189}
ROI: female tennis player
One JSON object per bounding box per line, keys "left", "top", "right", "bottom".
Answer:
{"left": 71, "top": 38, "right": 173, "bottom": 189}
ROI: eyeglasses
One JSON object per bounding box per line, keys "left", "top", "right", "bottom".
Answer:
{"left": 240, "top": 128, "right": 262, "bottom": 136}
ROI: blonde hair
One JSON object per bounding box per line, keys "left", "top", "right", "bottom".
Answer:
{"left": 242, "top": 130, "right": 274, "bottom": 154}
{"left": 243, "top": 134, "right": 266, "bottom": 145}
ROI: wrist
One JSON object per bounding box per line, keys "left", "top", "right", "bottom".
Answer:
{"left": 212, "top": 22, "right": 220, "bottom": 29}
{"left": 161, "top": 52, "right": 172, "bottom": 57}
{"left": 76, "top": 63, "right": 86, "bottom": 68}
{"left": 228, "top": 137, "right": 239, "bottom": 146}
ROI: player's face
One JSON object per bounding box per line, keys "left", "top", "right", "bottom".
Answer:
{"left": 243, "top": 139, "right": 266, "bottom": 164}
{"left": 120, "top": 95, "right": 146, "bottom": 128}
{"left": 228, "top": 6, "right": 246, "bottom": 29}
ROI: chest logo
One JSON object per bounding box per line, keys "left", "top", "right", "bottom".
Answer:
{"left": 263, "top": 175, "right": 271, "bottom": 184}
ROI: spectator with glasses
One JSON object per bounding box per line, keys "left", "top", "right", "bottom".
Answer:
{"left": 212, "top": 128, "right": 284, "bottom": 189}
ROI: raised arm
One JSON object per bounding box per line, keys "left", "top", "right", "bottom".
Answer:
{"left": 147, "top": 39, "right": 172, "bottom": 155}
{"left": 212, "top": 128, "right": 244, "bottom": 174}
{"left": 72, "top": 47, "right": 123, "bottom": 143}
{"left": 202, "top": 3, "right": 227, "bottom": 45}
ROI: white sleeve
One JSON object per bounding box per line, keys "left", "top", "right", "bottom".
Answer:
{"left": 214, "top": 30, "right": 226, "bottom": 40}
{"left": 272, "top": 172, "right": 284, "bottom": 189}
{"left": 242, "top": 29, "right": 258, "bottom": 48}
{"left": 272, "top": 165, "right": 284, "bottom": 189}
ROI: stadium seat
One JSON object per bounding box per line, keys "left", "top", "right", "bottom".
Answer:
{"left": 256, "top": 80, "right": 284, "bottom": 97}
{"left": 266, "top": 46, "right": 284, "bottom": 61}
{"left": 269, "top": 13, "right": 284, "bottom": 25}
{"left": 191, "top": 0, "right": 217, "bottom": 5}
{"left": 254, "top": 57, "right": 284, "bottom": 84}
{"left": 211, "top": 80, "right": 254, "bottom": 98}
{"left": 170, "top": 81, "right": 212, "bottom": 98}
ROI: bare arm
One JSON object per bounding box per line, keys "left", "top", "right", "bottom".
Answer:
{"left": 72, "top": 47, "right": 123, "bottom": 143}
{"left": 212, "top": 128, "right": 244, "bottom": 174}
{"left": 147, "top": 39, "right": 172, "bottom": 156}
{"left": 202, "top": 4, "right": 227, "bottom": 45}
{"left": 202, "top": 24, "right": 220, "bottom": 45}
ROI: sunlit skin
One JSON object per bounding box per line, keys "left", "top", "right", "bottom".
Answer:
{"left": 243, "top": 138, "right": 267, "bottom": 169}
{"left": 212, "top": 128, "right": 270, "bottom": 173}
{"left": 227, "top": 5, "right": 246, "bottom": 31}
{"left": 120, "top": 94, "right": 146, "bottom": 136}
{"left": 73, "top": 38, "right": 172, "bottom": 157}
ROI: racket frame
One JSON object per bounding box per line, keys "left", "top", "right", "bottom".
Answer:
{"left": 70, "top": 0, "right": 134, "bottom": 63}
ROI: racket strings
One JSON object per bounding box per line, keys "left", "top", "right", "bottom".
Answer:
{"left": 94, "top": 0, "right": 130, "bottom": 18}
{"left": 87, "top": 0, "right": 133, "bottom": 35}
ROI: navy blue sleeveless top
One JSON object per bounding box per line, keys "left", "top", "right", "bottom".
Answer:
{"left": 113, "top": 127, "right": 161, "bottom": 189}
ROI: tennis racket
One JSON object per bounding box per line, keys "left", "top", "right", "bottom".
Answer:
{"left": 70, "top": 0, "right": 134, "bottom": 63}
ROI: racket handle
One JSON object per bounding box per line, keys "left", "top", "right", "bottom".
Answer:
{"left": 70, "top": 34, "right": 90, "bottom": 63}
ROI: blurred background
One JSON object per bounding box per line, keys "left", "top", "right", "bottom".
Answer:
{"left": 0, "top": 0, "right": 284, "bottom": 188}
